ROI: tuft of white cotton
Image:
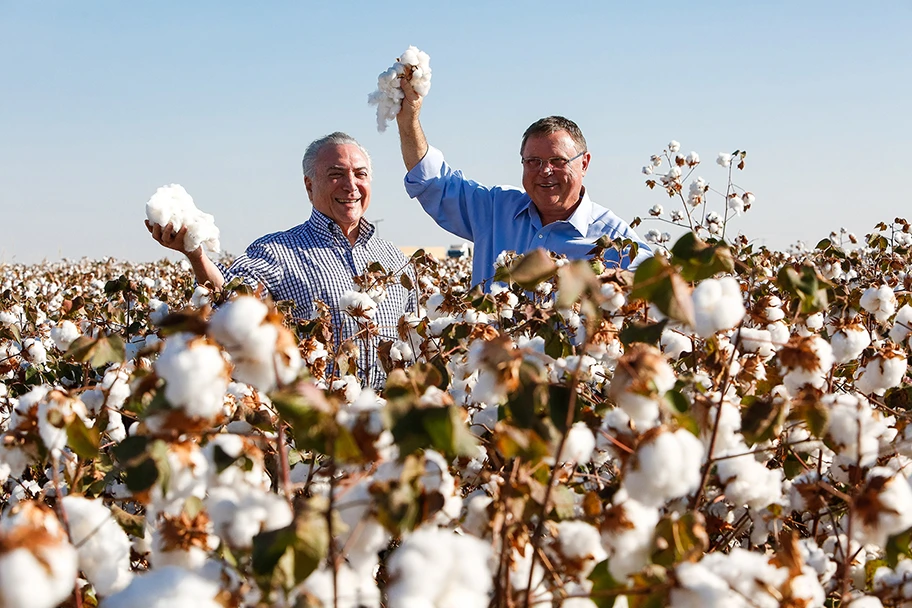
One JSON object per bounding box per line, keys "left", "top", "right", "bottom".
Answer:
{"left": 860, "top": 285, "right": 897, "bottom": 324}
{"left": 607, "top": 344, "right": 676, "bottom": 431}
{"left": 385, "top": 526, "right": 492, "bottom": 608}
{"left": 145, "top": 184, "right": 220, "bottom": 253}
{"left": 623, "top": 428, "right": 704, "bottom": 507}
{"left": 691, "top": 277, "right": 746, "bottom": 338}
{"left": 50, "top": 320, "right": 80, "bottom": 351}
{"left": 670, "top": 548, "right": 789, "bottom": 608}
{"left": 0, "top": 502, "right": 79, "bottom": 608}
{"left": 825, "top": 393, "right": 888, "bottom": 468}
{"left": 559, "top": 422, "right": 596, "bottom": 464}
{"left": 154, "top": 333, "right": 229, "bottom": 419}
{"left": 601, "top": 497, "right": 660, "bottom": 580}
{"left": 831, "top": 324, "right": 871, "bottom": 364}
{"left": 102, "top": 565, "right": 223, "bottom": 608}
{"left": 555, "top": 520, "right": 606, "bottom": 578}
{"left": 340, "top": 290, "right": 379, "bottom": 320}
{"left": 208, "top": 296, "right": 301, "bottom": 392}
{"left": 852, "top": 466, "right": 912, "bottom": 547}
{"left": 62, "top": 495, "right": 133, "bottom": 595}
{"left": 855, "top": 348, "right": 907, "bottom": 396}
{"left": 889, "top": 304, "right": 912, "bottom": 345}
{"left": 368, "top": 45, "right": 432, "bottom": 132}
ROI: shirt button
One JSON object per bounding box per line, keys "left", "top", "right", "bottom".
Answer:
{"left": 538, "top": 234, "right": 543, "bottom": 239}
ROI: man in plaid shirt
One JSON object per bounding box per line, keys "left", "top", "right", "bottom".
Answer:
{"left": 146, "top": 132, "right": 413, "bottom": 388}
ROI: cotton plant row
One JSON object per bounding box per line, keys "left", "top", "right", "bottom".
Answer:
{"left": 5, "top": 219, "right": 912, "bottom": 607}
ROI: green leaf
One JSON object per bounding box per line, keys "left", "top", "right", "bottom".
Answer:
{"left": 670, "top": 231, "right": 734, "bottom": 282}
{"left": 652, "top": 512, "right": 708, "bottom": 567}
{"left": 664, "top": 390, "right": 690, "bottom": 413}
{"left": 110, "top": 503, "right": 145, "bottom": 538}
{"left": 556, "top": 261, "right": 597, "bottom": 309}
{"left": 619, "top": 319, "right": 668, "bottom": 348}
{"left": 391, "top": 405, "right": 478, "bottom": 460}
{"left": 63, "top": 333, "right": 125, "bottom": 368}
{"left": 66, "top": 416, "right": 100, "bottom": 460}
{"left": 741, "top": 395, "right": 786, "bottom": 446}
{"left": 551, "top": 485, "right": 576, "bottom": 520}
{"left": 886, "top": 527, "right": 912, "bottom": 567}
{"left": 777, "top": 265, "right": 829, "bottom": 314}
{"left": 505, "top": 248, "right": 558, "bottom": 289}
{"left": 588, "top": 559, "right": 622, "bottom": 608}
{"left": 631, "top": 257, "right": 695, "bottom": 327}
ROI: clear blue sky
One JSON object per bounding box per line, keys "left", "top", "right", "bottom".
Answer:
{"left": 2, "top": 1, "right": 910, "bottom": 264}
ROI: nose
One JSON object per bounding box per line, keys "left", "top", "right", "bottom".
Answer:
{"left": 340, "top": 171, "right": 357, "bottom": 191}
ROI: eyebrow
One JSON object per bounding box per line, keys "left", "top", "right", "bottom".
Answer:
{"left": 327, "top": 165, "right": 369, "bottom": 172}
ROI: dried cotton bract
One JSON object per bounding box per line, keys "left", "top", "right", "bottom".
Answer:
{"left": 368, "top": 45, "right": 432, "bottom": 132}
{"left": 145, "top": 184, "right": 221, "bottom": 253}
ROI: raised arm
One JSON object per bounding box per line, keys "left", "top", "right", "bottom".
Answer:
{"left": 145, "top": 220, "right": 225, "bottom": 290}
{"left": 395, "top": 77, "right": 429, "bottom": 172}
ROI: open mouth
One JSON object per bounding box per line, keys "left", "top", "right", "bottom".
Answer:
{"left": 335, "top": 198, "right": 362, "bottom": 205}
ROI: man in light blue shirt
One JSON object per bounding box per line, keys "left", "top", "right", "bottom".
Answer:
{"left": 395, "top": 80, "right": 650, "bottom": 289}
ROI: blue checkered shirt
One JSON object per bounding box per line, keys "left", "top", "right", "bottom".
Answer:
{"left": 217, "top": 210, "right": 414, "bottom": 388}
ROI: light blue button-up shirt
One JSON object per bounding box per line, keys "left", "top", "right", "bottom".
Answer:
{"left": 404, "top": 146, "right": 651, "bottom": 288}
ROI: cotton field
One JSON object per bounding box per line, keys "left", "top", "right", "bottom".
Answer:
{"left": 5, "top": 149, "right": 912, "bottom": 607}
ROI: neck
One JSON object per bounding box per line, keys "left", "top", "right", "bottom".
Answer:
{"left": 340, "top": 223, "right": 360, "bottom": 245}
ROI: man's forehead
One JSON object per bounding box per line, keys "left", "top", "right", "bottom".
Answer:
{"left": 316, "top": 143, "right": 369, "bottom": 170}
{"left": 522, "top": 130, "right": 576, "bottom": 155}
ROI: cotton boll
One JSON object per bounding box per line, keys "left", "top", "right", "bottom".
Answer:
{"left": 890, "top": 304, "right": 912, "bottom": 345}
{"left": 607, "top": 344, "right": 676, "bottom": 431}
{"left": 145, "top": 184, "right": 221, "bottom": 253}
{"left": 559, "top": 422, "right": 596, "bottom": 464}
{"left": 0, "top": 502, "right": 79, "bottom": 608}
{"left": 855, "top": 348, "right": 907, "bottom": 396}
{"left": 824, "top": 393, "right": 888, "bottom": 468}
{"left": 852, "top": 467, "right": 912, "bottom": 547}
{"left": 691, "top": 277, "right": 746, "bottom": 338}
{"left": 385, "top": 526, "right": 492, "bottom": 608}
{"left": 623, "top": 428, "right": 704, "bottom": 507}
{"left": 779, "top": 335, "right": 835, "bottom": 393}
{"left": 340, "top": 290, "right": 378, "bottom": 320}
{"left": 154, "top": 333, "right": 229, "bottom": 420}
{"left": 830, "top": 324, "right": 871, "bottom": 364}
{"left": 661, "top": 328, "right": 692, "bottom": 359}
{"left": 102, "top": 565, "right": 223, "bottom": 608}
{"left": 208, "top": 296, "right": 302, "bottom": 392}
{"left": 62, "top": 495, "right": 133, "bottom": 595}
{"left": 50, "top": 320, "right": 80, "bottom": 351}
{"left": 860, "top": 285, "right": 897, "bottom": 324}
{"left": 554, "top": 520, "right": 606, "bottom": 579}
{"left": 600, "top": 498, "right": 659, "bottom": 580}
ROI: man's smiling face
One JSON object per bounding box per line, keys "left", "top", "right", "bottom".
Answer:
{"left": 521, "top": 130, "right": 590, "bottom": 225}
{"left": 305, "top": 143, "right": 371, "bottom": 240}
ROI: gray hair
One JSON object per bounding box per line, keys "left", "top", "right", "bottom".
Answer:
{"left": 301, "top": 132, "right": 372, "bottom": 179}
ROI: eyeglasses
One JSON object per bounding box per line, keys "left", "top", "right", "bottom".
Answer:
{"left": 521, "top": 150, "right": 585, "bottom": 172}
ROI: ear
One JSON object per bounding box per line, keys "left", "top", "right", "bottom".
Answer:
{"left": 304, "top": 176, "right": 313, "bottom": 201}
{"left": 580, "top": 152, "right": 592, "bottom": 176}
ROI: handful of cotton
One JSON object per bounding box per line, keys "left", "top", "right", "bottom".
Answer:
{"left": 145, "top": 183, "right": 221, "bottom": 253}
{"left": 368, "top": 45, "right": 432, "bottom": 132}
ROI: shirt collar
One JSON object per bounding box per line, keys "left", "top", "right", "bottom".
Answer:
{"left": 513, "top": 187, "right": 593, "bottom": 236}
{"left": 306, "top": 209, "right": 375, "bottom": 245}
